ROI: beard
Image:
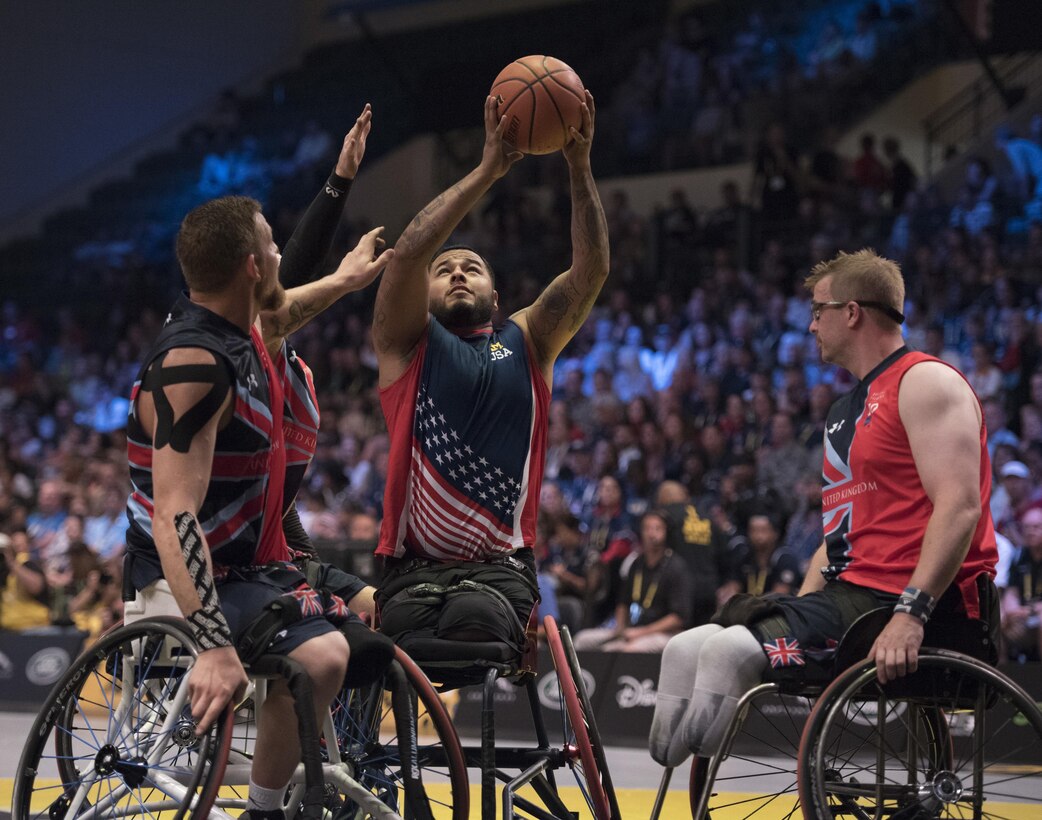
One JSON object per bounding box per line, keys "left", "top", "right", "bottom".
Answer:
{"left": 259, "top": 279, "right": 286, "bottom": 312}
{"left": 432, "top": 292, "right": 494, "bottom": 329}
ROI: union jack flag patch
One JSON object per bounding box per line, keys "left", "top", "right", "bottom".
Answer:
{"left": 290, "top": 587, "right": 324, "bottom": 618}
{"left": 763, "top": 637, "right": 805, "bottom": 668}
{"left": 324, "top": 593, "right": 350, "bottom": 622}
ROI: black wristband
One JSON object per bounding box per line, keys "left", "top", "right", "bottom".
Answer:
{"left": 893, "top": 585, "right": 936, "bottom": 624}
{"left": 187, "top": 602, "right": 233, "bottom": 651}
{"left": 325, "top": 172, "right": 353, "bottom": 198}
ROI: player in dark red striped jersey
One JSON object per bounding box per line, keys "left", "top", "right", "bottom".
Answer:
{"left": 125, "top": 110, "right": 391, "bottom": 817}
{"left": 649, "top": 249, "right": 998, "bottom": 768}
{"left": 371, "top": 92, "right": 608, "bottom": 658}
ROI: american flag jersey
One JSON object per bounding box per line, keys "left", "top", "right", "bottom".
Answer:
{"left": 126, "top": 295, "right": 287, "bottom": 589}
{"left": 378, "top": 318, "right": 550, "bottom": 561}
{"left": 821, "top": 347, "right": 996, "bottom": 616}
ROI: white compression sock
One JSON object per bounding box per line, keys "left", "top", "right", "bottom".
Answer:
{"left": 648, "top": 624, "right": 723, "bottom": 766}
{"left": 669, "top": 625, "right": 767, "bottom": 762}
{"left": 246, "top": 779, "right": 289, "bottom": 813}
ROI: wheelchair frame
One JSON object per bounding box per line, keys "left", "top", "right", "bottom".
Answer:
{"left": 648, "top": 611, "right": 1042, "bottom": 820}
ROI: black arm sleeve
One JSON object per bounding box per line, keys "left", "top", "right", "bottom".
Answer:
{"left": 283, "top": 503, "right": 317, "bottom": 556}
{"left": 279, "top": 172, "right": 354, "bottom": 289}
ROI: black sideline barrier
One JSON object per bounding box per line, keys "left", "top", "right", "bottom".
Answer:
{"left": 0, "top": 628, "right": 87, "bottom": 709}
{"left": 451, "top": 649, "right": 1042, "bottom": 755}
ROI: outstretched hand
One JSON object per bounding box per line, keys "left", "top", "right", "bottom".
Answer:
{"left": 334, "top": 226, "right": 395, "bottom": 291}
{"left": 479, "top": 95, "right": 524, "bottom": 180}
{"left": 562, "top": 89, "right": 595, "bottom": 169}
{"left": 335, "top": 104, "right": 373, "bottom": 180}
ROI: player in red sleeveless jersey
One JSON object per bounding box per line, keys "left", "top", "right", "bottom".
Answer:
{"left": 649, "top": 249, "right": 998, "bottom": 768}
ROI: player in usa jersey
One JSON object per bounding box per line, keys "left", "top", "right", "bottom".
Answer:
{"left": 371, "top": 91, "right": 608, "bottom": 657}
{"left": 648, "top": 249, "right": 998, "bottom": 768}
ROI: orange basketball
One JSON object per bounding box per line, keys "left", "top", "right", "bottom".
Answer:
{"left": 490, "top": 55, "right": 585, "bottom": 155}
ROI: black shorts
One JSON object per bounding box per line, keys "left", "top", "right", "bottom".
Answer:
{"left": 713, "top": 580, "right": 896, "bottom": 683}
{"left": 376, "top": 551, "right": 540, "bottom": 658}
{"left": 713, "top": 575, "right": 1000, "bottom": 685}
{"left": 217, "top": 563, "right": 341, "bottom": 660}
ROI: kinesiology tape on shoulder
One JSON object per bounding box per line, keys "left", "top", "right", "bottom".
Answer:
{"left": 143, "top": 352, "right": 232, "bottom": 453}
{"left": 175, "top": 511, "right": 233, "bottom": 651}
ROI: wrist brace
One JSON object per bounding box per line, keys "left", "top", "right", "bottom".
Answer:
{"left": 893, "top": 585, "right": 936, "bottom": 624}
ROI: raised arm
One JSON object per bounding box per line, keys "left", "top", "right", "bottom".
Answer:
{"left": 870, "top": 361, "right": 985, "bottom": 682}
{"left": 512, "top": 91, "right": 609, "bottom": 384}
{"left": 280, "top": 105, "right": 373, "bottom": 289}
{"left": 139, "top": 346, "right": 248, "bottom": 731}
{"left": 260, "top": 226, "right": 393, "bottom": 356}
{"left": 373, "top": 96, "right": 522, "bottom": 386}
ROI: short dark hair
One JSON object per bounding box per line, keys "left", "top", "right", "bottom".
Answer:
{"left": 641, "top": 508, "right": 672, "bottom": 532}
{"left": 429, "top": 244, "right": 496, "bottom": 285}
{"left": 176, "top": 195, "right": 262, "bottom": 293}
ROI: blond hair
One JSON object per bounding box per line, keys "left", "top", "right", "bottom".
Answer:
{"left": 804, "top": 249, "right": 905, "bottom": 327}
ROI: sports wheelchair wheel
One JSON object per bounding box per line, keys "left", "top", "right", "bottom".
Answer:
{"left": 687, "top": 683, "right": 813, "bottom": 819}
{"left": 544, "top": 615, "right": 618, "bottom": 820}
{"left": 798, "top": 649, "right": 1042, "bottom": 819}
{"left": 13, "top": 617, "right": 233, "bottom": 820}
{"left": 331, "top": 646, "right": 469, "bottom": 820}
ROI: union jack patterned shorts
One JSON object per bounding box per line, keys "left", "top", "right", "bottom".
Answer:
{"left": 216, "top": 562, "right": 344, "bottom": 658}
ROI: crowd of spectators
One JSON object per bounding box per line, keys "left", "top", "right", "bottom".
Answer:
{"left": 601, "top": 0, "right": 923, "bottom": 172}
{"left": 2, "top": 3, "right": 1042, "bottom": 667}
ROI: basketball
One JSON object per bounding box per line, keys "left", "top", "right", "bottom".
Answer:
{"left": 490, "top": 55, "right": 585, "bottom": 155}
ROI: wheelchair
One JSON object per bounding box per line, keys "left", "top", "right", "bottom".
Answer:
{"left": 396, "top": 612, "right": 620, "bottom": 820}
{"left": 649, "top": 605, "right": 1042, "bottom": 819}
{"left": 12, "top": 610, "right": 468, "bottom": 820}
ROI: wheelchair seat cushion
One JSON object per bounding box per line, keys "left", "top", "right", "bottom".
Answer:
{"left": 393, "top": 633, "right": 521, "bottom": 689}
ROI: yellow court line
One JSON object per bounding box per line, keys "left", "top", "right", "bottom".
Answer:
{"left": 5, "top": 779, "right": 1040, "bottom": 819}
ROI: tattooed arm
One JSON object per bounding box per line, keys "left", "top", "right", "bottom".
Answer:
{"left": 260, "top": 227, "right": 393, "bottom": 357}
{"left": 138, "top": 346, "right": 246, "bottom": 731}
{"left": 513, "top": 91, "right": 609, "bottom": 386}
{"left": 373, "top": 95, "right": 522, "bottom": 386}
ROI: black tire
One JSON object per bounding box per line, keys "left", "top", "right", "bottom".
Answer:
{"left": 798, "top": 650, "right": 1042, "bottom": 819}
{"left": 14, "top": 617, "right": 232, "bottom": 820}
{"left": 330, "top": 647, "right": 469, "bottom": 820}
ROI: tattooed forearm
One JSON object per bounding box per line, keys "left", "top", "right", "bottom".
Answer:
{"left": 570, "top": 170, "right": 609, "bottom": 263}
{"left": 265, "top": 293, "right": 332, "bottom": 340}
{"left": 396, "top": 183, "right": 467, "bottom": 259}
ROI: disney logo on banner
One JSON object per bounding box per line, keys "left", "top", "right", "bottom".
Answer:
{"left": 616, "top": 675, "right": 657, "bottom": 708}
{"left": 537, "top": 667, "right": 597, "bottom": 710}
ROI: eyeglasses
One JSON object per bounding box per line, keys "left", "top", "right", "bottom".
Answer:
{"left": 811, "top": 300, "right": 905, "bottom": 324}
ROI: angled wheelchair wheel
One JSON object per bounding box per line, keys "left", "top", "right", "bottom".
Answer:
{"left": 798, "top": 650, "right": 1042, "bottom": 819}
{"left": 544, "top": 615, "right": 617, "bottom": 820}
{"left": 687, "top": 683, "right": 812, "bottom": 819}
{"left": 331, "top": 646, "right": 469, "bottom": 820}
{"left": 14, "top": 617, "right": 233, "bottom": 820}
